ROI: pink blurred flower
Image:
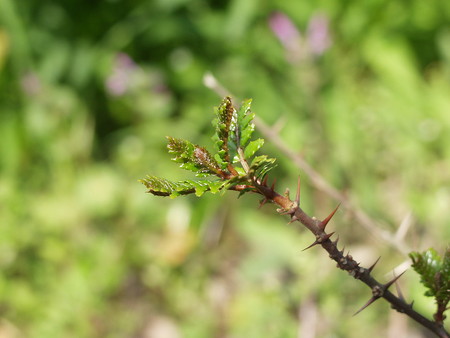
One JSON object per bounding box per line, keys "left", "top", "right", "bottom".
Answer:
{"left": 307, "top": 13, "right": 331, "bottom": 56}
{"left": 269, "top": 12, "right": 302, "bottom": 51}
{"left": 105, "top": 53, "right": 136, "bottom": 96}
{"left": 269, "top": 11, "right": 332, "bottom": 62}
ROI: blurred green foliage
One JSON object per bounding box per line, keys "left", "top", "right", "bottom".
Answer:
{"left": 0, "top": 0, "right": 449, "bottom": 337}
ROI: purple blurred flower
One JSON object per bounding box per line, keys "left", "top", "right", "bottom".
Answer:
{"left": 269, "top": 12, "right": 302, "bottom": 53}
{"left": 106, "top": 53, "right": 136, "bottom": 96}
{"left": 307, "top": 13, "right": 331, "bottom": 56}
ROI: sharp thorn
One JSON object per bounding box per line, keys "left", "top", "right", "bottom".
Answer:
{"left": 384, "top": 271, "right": 406, "bottom": 290}
{"left": 295, "top": 176, "right": 301, "bottom": 205}
{"left": 288, "top": 215, "right": 300, "bottom": 224}
{"left": 367, "top": 257, "right": 381, "bottom": 273}
{"left": 302, "top": 232, "right": 334, "bottom": 251}
{"left": 339, "top": 246, "right": 346, "bottom": 255}
{"left": 332, "top": 235, "right": 340, "bottom": 246}
{"left": 353, "top": 296, "right": 380, "bottom": 316}
{"left": 319, "top": 203, "right": 341, "bottom": 230}
{"left": 302, "top": 240, "right": 320, "bottom": 251}
{"left": 324, "top": 232, "right": 335, "bottom": 241}
{"left": 278, "top": 208, "right": 292, "bottom": 215}
{"left": 262, "top": 175, "right": 269, "bottom": 186}
{"left": 258, "top": 198, "right": 268, "bottom": 209}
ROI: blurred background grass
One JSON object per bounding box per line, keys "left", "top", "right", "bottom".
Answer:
{"left": 0, "top": 0, "right": 449, "bottom": 337}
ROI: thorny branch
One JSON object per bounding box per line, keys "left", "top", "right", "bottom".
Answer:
{"left": 252, "top": 177, "right": 449, "bottom": 338}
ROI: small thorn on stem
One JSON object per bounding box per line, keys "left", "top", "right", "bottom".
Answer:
{"left": 262, "top": 175, "right": 269, "bottom": 186}
{"left": 323, "top": 232, "right": 335, "bottom": 241}
{"left": 383, "top": 271, "right": 406, "bottom": 290}
{"left": 270, "top": 178, "right": 277, "bottom": 191}
{"left": 302, "top": 232, "right": 335, "bottom": 251}
{"left": 319, "top": 203, "right": 340, "bottom": 230}
{"left": 259, "top": 198, "right": 268, "bottom": 209}
{"left": 367, "top": 257, "right": 381, "bottom": 273}
{"left": 288, "top": 215, "right": 300, "bottom": 224}
{"left": 332, "top": 235, "right": 340, "bottom": 246}
{"left": 353, "top": 296, "right": 380, "bottom": 316}
{"left": 302, "top": 240, "right": 321, "bottom": 251}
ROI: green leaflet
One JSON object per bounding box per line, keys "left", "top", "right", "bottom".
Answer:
{"left": 250, "top": 155, "right": 277, "bottom": 179}
{"left": 212, "top": 97, "right": 234, "bottom": 167}
{"left": 235, "top": 98, "right": 254, "bottom": 148}
{"left": 167, "top": 136, "right": 221, "bottom": 177}
{"left": 409, "top": 248, "right": 450, "bottom": 305}
{"left": 139, "top": 176, "right": 227, "bottom": 198}
{"left": 244, "top": 138, "right": 264, "bottom": 159}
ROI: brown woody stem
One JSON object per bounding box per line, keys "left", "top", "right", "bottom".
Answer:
{"left": 251, "top": 179, "right": 450, "bottom": 338}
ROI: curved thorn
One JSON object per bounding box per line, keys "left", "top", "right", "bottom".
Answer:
{"left": 367, "top": 257, "right": 381, "bottom": 273}
{"left": 288, "top": 215, "right": 299, "bottom": 224}
{"left": 319, "top": 203, "right": 341, "bottom": 230}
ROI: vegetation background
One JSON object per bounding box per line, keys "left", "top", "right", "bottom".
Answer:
{"left": 0, "top": 0, "right": 449, "bottom": 337}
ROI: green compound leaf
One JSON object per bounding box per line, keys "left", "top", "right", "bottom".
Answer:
{"left": 409, "top": 248, "right": 450, "bottom": 309}
{"left": 143, "top": 97, "right": 276, "bottom": 199}
{"left": 212, "top": 97, "right": 235, "bottom": 168}
{"left": 139, "top": 176, "right": 227, "bottom": 198}
{"left": 167, "top": 136, "right": 222, "bottom": 177}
